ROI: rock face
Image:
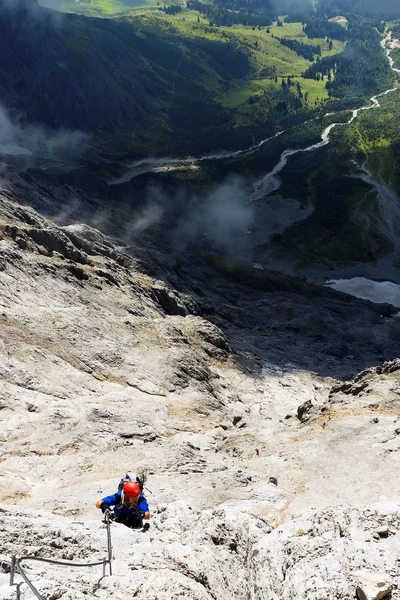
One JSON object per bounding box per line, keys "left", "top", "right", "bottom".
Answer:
{"left": 1, "top": 182, "right": 400, "bottom": 599}
{"left": 249, "top": 505, "right": 400, "bottom": 600}
{"left": 1, "top": 503, "right": 399, "bottom": 599}
{"left": 356, "top": 571, "right": 393, "bottom": 600}
{"left": 297, "top": 399, "right": 314, "bottom": 422}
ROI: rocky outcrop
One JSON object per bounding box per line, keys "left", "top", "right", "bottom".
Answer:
{"left": 248, "top": 505, "right": 400, "bottom": 600}
{"left": 148, "top": 284, "right": 200, "bottom": 317}
{"left": 356, "top": 572, "right": 393, "bottom": 600}
{"left": 0, "top": 503, "right": 399, "bottom": 599}
{"left": 297, "top": 399, "right": 314, "bottom": 422}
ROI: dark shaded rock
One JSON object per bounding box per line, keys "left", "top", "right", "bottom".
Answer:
{"left": 15, "top": 235, "right": 28, "bottom": 250}
{"left": 149, "top": 286, "right": 196, "bottom": 317}
{"left": 374, "top": 527, "right": 389, "bottom": 538}
{"left": 179, "top": 362, "right": 210, "bottom": 383}
{"left": 66, "top": 264, "right": 89, "bottom": 281}
{"left": 0, "top": 557, "right": 11, "bottom": 574}
{"left": 324, "top": 343, "right": 350, "bottom": 359}
{"left": 3, "top": 225, "right": 19, "bottom": 239}
{"left": 381, "top": 359, "right": 400, "bottom": 374}
{"left": 331, "top": 380, "right": 369, "bottom": 396}
{"left": 3, "top": 225, "right": 30, "bottom": 250}
{"left": 26, "top": 228, "right": 90, "bottom": 265}
{"left": 95, "top": 269, "right": 119, "bottom": 286}
{"left": 297, "top": 400, "right": 313, "bottom": 423}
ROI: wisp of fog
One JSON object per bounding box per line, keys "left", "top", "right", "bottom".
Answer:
{"left": 0, "top": 102, "right": 89, "bottom": 164}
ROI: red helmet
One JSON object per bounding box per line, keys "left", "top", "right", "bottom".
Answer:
{"left": 123, "top": 482, "right": 141, "bottom": 498}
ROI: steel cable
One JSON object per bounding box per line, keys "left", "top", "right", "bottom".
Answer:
{"left": 10, "top": 511, "right": 113, "bottom": 600}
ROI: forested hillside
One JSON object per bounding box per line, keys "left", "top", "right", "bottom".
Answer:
{"left": 28, "top": 0, "right": 400, "bottom": 157}
{"left": 8, "top": 0, "right": 344, "bottom": 154}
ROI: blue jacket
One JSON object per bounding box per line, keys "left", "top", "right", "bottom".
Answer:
{"left": 102, "top": 491, "right": 149, "bottom": 521}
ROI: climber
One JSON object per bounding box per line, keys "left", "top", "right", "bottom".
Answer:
{"left": 118, "top": 471, "right": 145, "bottom": 492}
{"left": 96, "top": 481, "right": 150, "bottom": 528}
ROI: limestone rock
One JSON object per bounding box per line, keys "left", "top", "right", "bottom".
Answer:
{"left": 355, "top": 571, "right": 393, "bottom": 600}
{"left": 374, "top": 526, "right": 389, "bottom": 538}
{"left": 331, "top": 380, "right": 369, "bottom": 396}
{"left": 149, "top": 284, "right": 199, "bottom": 316}
{"left": 1, "top": 186, "right": 400, "bottom": 599}
{"left": 25, "top": 227, "right": 90, "bottom": 264}
{"left": 248, "top": 506, "right": 400, "bottom": 600}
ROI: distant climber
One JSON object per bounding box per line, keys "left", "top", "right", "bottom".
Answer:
{"left": 96, "top": 482, "right": 150, "bottom": 529}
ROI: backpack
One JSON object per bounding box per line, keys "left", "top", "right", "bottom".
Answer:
{"left": 118, "top": 471, "right": 147, "bottom": 493}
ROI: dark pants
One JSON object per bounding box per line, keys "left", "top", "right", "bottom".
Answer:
{"left": 117, "top": 516, "right": 143, "bottom": 529}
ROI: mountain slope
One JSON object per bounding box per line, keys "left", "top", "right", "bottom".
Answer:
{"left": 1, "top": 170, "right": 400, "bottom": 599}
{"left": 0, "top": 1, "right": 162, "bottom": 132}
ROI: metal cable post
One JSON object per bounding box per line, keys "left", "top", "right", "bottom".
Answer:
{"left": 10, "top": 557, "right": 24, "bottom": 600}
{"left": 106, "top": 511, "right": 113, "bottom": 576}
{"left": 15, "top": 583, "right": 23, "bottom": 600}
{"left": 10, "top": 556, "right": 16, "bottom": 587}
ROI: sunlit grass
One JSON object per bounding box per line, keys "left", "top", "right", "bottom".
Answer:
{"left": 129, "top": 11, "right": 341, "bottom": 126}
{"left": 221, "top": 77, "right": 329, "bottom": 108}
{"left": 162, "top": 13, "right": 345, "bottom": 73}
{"left": 292, "top": 77, "right": 330, "bottom": 102}
{"left": 39, "top": 0, "right": 167, "bottom": 16}
{"left": 328, "top": 15, "right": 348, "bottom": 29}
{"left": 269, "top": 18, "right": 346, "bottom": 58}
{"left": 38, "top": 0, "right": 345, "bottom": 156}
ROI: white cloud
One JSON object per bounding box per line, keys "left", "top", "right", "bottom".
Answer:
{"left": 0, "top": 102, "right": 89, "bottom": 162}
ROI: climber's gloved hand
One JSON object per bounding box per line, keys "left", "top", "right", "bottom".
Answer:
{"left": 100, "top": 502, "right": 108, "bottom": 514}
{"left": 130, "top": 506, "right": 144, "bottom": 520}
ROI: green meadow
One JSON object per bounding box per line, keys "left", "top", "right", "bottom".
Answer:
{"left": 38, "top": 0, "right": 347, "bottom": 154}
{"left": 134, "top": 12, "right": 343, "bottom": 123}
{"left": 39, "top": 0, "right": 165, "bottom": 16}
{"left": 39, "top": 0, "right": 344, "bottom": 124}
